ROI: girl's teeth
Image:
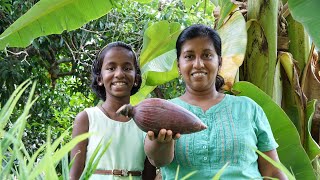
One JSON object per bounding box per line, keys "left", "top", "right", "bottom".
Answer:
{"left": 114, "top": 82, "right": 125, "bottom": 86}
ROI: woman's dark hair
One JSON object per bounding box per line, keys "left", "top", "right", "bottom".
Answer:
{"left": 91, "top": 41, "right": 142, "bottom": 101}
{"left": 176, "top": 24, "right": 224, "bottom": 90}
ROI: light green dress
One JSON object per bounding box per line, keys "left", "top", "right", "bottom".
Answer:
{"left": 161, "top": 94, "right": 279, "bottom": 180}
{"left": 85, "top": 107, "right": 146, "bottom": 180}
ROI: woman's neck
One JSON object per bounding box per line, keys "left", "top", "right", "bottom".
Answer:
{"left": 180, "top": 88, "right": 224, "bottom": 111}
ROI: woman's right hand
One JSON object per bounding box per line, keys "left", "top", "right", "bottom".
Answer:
{"left": 147, "top": 129, "right": 181, "bottom": 143}
{"left": 145, "top": 129, "right": 180, "bottom": 167}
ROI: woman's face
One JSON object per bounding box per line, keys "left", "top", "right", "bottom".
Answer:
{"left": 99, "top": 47, "right": 136, "bottom": 99}
{"left": 178, "top": 36, "right": 220, "bottom": 92}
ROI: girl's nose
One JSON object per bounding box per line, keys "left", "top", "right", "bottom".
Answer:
{"left": 114, "top": 67, "right": 125, "bottom": 78}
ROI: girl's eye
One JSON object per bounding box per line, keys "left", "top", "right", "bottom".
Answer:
{"left": 106, "top": 67, "right": 115, "bottom": 71}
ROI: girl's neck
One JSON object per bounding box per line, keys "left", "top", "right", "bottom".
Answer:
{"left": 101, "top": 96, "right": 131, "bottom": 122}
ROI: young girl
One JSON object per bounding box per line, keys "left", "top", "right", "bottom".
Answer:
{"left": 70, "top": 42, "right": 156, "bottom": 180}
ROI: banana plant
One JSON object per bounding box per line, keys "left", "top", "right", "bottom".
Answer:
{"left": 0, "top": 0, "right": 151, "bottom": 50}
{"left": 242, "top": 0, "right": 279, "bottom": 98}
{"left": 232, "top": 81, "right": 316, "bottom": 179}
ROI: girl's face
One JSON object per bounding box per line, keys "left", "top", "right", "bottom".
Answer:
{"left": 98, "top": 47, "right": 136, "bottom": 99}
{"left": 178, "top": 37, "right": 220, "bottom": 92}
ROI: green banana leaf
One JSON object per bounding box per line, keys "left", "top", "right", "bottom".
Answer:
{"left": 0, "top": 0, "right": 117, "bottom": 50}
{"left": 139, "top": 21, "right": 181, "bottom": 67}
{"left": 142, "top": 49, "right": 179, "bottom": 86}
{"left": 130, "top": 77, "right": 156, "bottom": 105}
{"left": 130, "top": 21, "right": 182, "bottom": 105}
{"left": 255, "top": 149, "right": 296, "bottom": 180}
{"left": 216, "top": 0, "right": 238, "bottom": 29}
{"left": 306, "top": 100, "right": 320, "bottom": 160}
{"left": 139, "top": 21, "right": 181, "bottom": 86}
{"left": 288, "top": 0, "right": 320, "bottom": 49}
{"left": 232, "top": 81, "right": 316, "bottom": 180}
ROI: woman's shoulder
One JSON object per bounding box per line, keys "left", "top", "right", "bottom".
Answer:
{"left": 225, "top": 94, "right": 259, "bottom": 107}
{"left": 169, "top": 97, "right": 181, "bottom": 103}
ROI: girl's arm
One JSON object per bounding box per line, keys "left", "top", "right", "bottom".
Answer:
{"left": 258, "top": 149, "right": 288, "bottom": 180}
{"left": 70, "top": 111, "right": 89, "bottom": 180}
{"left": 144, "top": 129, "right": 180, "bottom": 167}
{"left": 142, "top": 157, "right": 156, "bottom": 180}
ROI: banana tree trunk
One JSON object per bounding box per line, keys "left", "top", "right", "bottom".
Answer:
{"left": 243, "top": 0, "right": 279, "bottom": 98}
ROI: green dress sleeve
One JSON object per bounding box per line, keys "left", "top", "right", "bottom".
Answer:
{"left": 254, "top": 104, "right": 279, "bottom": 152}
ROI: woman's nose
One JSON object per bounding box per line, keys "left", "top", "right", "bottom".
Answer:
{"left": 193, "top": 58, "right": 204, "bottom": 69}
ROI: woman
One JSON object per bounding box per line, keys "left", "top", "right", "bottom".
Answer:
{"left": 144, "top": 24, "right": 287, "bottom": 180}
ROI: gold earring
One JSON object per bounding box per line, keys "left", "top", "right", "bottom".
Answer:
{"left": 99, "top": 83, "right": 103, "bottom": 86}
{"left": 134, "top": 82, "right": 138, "bottom": 87}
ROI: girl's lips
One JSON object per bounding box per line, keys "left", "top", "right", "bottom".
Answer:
{"left": 112, "top": 82, "right": 127, "bottom": 85}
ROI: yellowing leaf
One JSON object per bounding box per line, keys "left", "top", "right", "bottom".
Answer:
{"left": 218, "top": 11, "right": 246, "bottom": 90}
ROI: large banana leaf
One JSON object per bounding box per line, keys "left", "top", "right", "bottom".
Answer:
{"left": 288, "top": 0, "right": 320, "bottom": 49}
{"left": 0, "top": 0, "right": 117, "bottom": 50}
{"left": 139, "top": 21, "right": 181, "bottom": 67}
{"left": 130, "top": 77, "right": 156, "bottom": 105}
{"left": 232, "top": 81, "right": 316, "bottom": 180}
{"left": 141, "top": 49, "right": 179, "bottom": 86}
{"left": 140, "top": 21, "right": 181, "bottom": 86}
{"left": 306, "top": 100, "right": 320, "bottom": 160}
{"left": 279, "top": 52, "right": 320, "bottom": 160}
{"left": 217, "top": 11, "right": 246, "bottom": 91}
{"left": 216, "top": 0, "right": 238, "bottom": 29}
{"left": 130, "top": 21, "right": 181, "bottom": 105}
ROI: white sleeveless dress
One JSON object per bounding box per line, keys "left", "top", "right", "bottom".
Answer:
{"left": 84, "top": 107, "right": 146, "bottom": 180}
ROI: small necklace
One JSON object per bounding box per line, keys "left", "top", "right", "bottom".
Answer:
{"left": 100, "top": 104, "right": 129, "bottom": 122}
{"left": 100, "top": 105, "right": 110, "bottom": 118}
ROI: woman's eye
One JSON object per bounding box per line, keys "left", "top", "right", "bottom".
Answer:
{"left": 185, "top": 55, "right": 194, "bottom": 60}
{"left": 124, "top": 67, "right": 132, "bottom": 71}
{"left": 204, "top": 53, "right": 212, "bottom": 58}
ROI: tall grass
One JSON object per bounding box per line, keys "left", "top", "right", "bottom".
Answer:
{"left": 0, "top": 80, "right": 109, "bottom": 180}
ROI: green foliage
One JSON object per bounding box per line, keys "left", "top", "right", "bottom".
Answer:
{"left": 216, "top": 0, "right": 237, "bottom": 29}
{"left": 288, "top": 0, "right": 320, "bottom": 48}
{"left": 0, "top": 0, "right": 115, "bottom": 49}
{"left": 232, "top": 81, "right": 316, "bottom": 179}
{"left": 80, "top": 138, "right": 111, "bottom": 179}
{"left": 1, "top": 0, "right": 320, "bottom": 179}
{"left": 255, "top": 149, "right": 296, "bottom": 180}
{"left": 306, "top": 100, "right": 320, "bottom": 160}
{"left": 0, "top": 79, "right": 112, "bottom": 179}
{"left": 211, "top": 162, "right": 229, "bottom": 180}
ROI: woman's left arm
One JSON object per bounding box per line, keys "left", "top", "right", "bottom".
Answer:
{"left": 258, "top": 149, "right": 288, "bottom": 180}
